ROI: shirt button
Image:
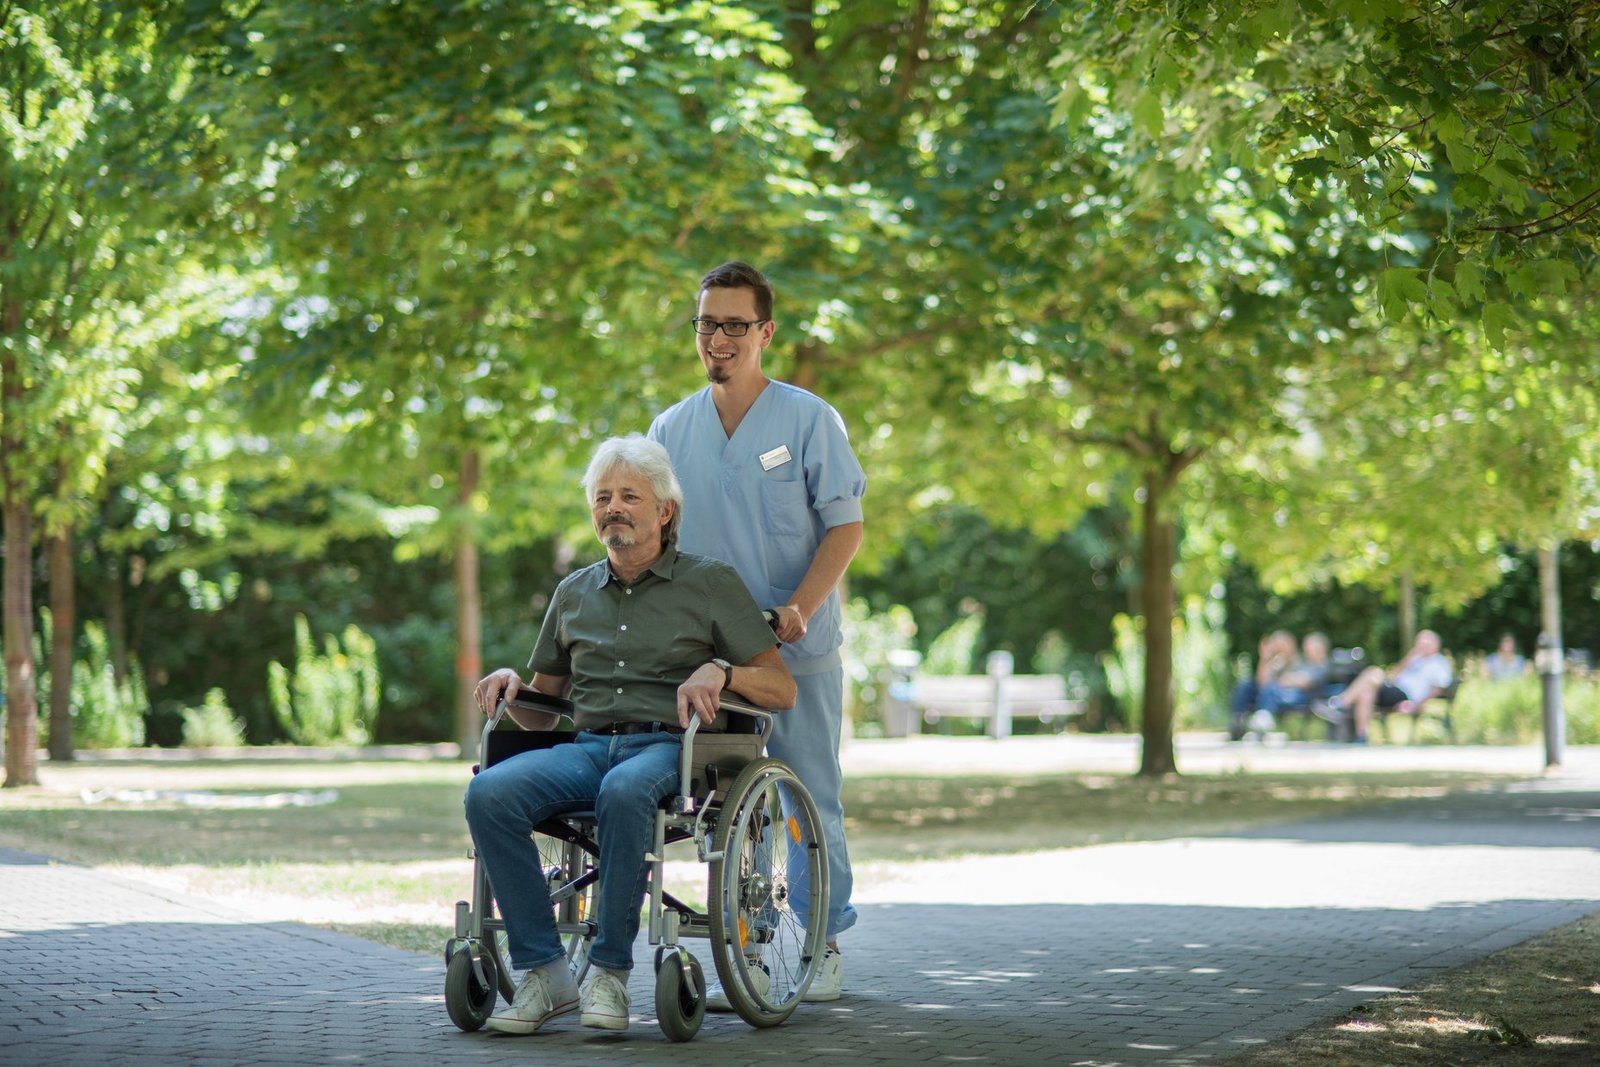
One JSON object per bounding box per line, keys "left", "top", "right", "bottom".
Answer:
{"left": 618, "top": 660, "right": 626, "bottom": 667}
{"left": 620, "top": 625, "right": 628, "bottom": 631}
{"left": 625, "top": 588, "right": 632, "bottom": 595}
{"left": 615, "top": 687, "right": 623, "bottom": 694}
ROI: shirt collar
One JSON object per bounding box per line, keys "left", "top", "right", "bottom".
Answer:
{"left": 603, "top": 545, "right": 680, "bottom": 586}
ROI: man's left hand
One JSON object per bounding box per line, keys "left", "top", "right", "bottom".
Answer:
{"left": 677, "top": 663, "right": 724, "bottom": 728}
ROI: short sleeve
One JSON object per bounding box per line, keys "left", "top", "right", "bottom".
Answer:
{"left": 526, "top": 583, "right": 572, "bottom": 676}
{"left": 706, "top": 563, "right": 780, "bottom": 665}
{"left": 805, "top": 405, "right": 867, "bottom": 529}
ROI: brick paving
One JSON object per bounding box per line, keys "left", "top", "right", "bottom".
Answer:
{"left": 2, "top": 739, "right": 1598, "bottom": 1066}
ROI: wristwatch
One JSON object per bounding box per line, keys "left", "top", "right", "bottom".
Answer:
{"left": 711, "top": 658, "right": 734, "bottom": 689}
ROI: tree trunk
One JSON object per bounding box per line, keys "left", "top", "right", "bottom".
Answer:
{"left": 1398, "top": 569, "right": 1416, "bottom": 651}
{"left": 787, "top": 339, "right": 823, "bottom": 392}
{"left": 47, "top": 530, "right": 75, "bottom": 762}
{"left": 106, "top": 551, "right": 128, "bottom": 683}
{"left": 1537, "top": 542, "right": 1564, "bottom": 769}
{"left": 3, "top": 499, "right": 38, "bottom": 787}
{"left": 1137, "top": 470, "right": 1177, "bottom": 777}
{"left": 454, "top": 448, "right": 483, "bottom": 755}
{"left": 2, "top": 314, "right": 39, "bottom": 786}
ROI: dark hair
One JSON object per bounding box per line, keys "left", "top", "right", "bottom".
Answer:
{"left": 699, "top": 261, "right": 774, "bottom": 321}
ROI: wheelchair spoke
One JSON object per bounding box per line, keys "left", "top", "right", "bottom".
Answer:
{"left": 707, "top": 759, "right": 829, "bottom": 1027}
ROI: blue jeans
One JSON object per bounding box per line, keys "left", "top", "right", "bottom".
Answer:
{"left": 765, "top": 667, "right": 855, "bottom": 941}
{"left": 1231, "top": 680, "right": 1309, "bottom": 715}
{"left": 463, "top": 730, "right": 682, "bottom": 973}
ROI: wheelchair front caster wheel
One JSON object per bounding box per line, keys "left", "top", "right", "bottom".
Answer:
{"left": 445, "top": 946, "right": 499, "bottom": 1031}
{"left": 654, "top": 952, "right": 706, "bottom": 1042}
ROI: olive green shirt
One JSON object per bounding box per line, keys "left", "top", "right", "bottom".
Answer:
{"left": 527, "top": 547, "right": 777, "bottom": 731}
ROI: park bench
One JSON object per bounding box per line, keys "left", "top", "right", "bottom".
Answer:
{"left": 903, "top": 659, "right": 1085, "bottom": 740}
{"left": 1374, "top": 677, "right": 1459, "bottom": 744}
{"left": 1272, "top": 647, "right": 1459, "bottom": 744}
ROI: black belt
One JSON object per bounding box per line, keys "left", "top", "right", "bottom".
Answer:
{"left": 588, "top": 721, "right": 683, "bottom": 736}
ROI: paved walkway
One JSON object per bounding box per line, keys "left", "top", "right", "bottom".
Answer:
{"left": 4, "top": 739, "right": 1599, "bottom": 1066}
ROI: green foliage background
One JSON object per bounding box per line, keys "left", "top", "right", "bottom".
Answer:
{"left": 5, "top": 1, "right": 1600, "bottom": 757}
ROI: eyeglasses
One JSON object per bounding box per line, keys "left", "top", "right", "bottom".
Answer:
{"left": 691, "top": 317, "right": 769, "bottom": 337}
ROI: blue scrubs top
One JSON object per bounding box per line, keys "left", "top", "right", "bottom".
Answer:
{"left": 649, "top": 381, "right": 867, "bottom": 674}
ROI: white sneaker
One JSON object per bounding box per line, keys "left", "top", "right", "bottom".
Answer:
{"left": 485, "top": 963, "right": 579, "bottom": 1034}
{"left": 579, "top": 969, "right": 630, "bottom": 1031}
{"left": 802, "top": 947, "right": 843, "bottom": 1002}
{"left": 1247, "top": 709, "right": 1275, "bottom": 735}
{"left": 704, "top": 960, "right": 770, "bottom": 1012}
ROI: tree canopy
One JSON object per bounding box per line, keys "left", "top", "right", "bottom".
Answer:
{"left": 5, "top": 0, "right": 1599, "bottom": 780}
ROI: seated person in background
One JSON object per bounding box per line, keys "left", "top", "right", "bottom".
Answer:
{"left": 1229, "top": 630, "right": 1300, "bottom": 738}
{"left": 464, "top": 435, "right": 796, "bottom": 1036}
{"left": 1484, "top": 633, "right": 1527, "bottom": 681}
{"left": 1279, "top": 631, "right": 1332, "bottom": 708}
{"left": 1330, "top": 629, "right": 1453, "bottom": 743}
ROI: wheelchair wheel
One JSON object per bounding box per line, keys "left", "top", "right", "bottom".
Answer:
{"left": 706, "top": 757, "right": 829, "bottom": 1028}
{"left": 653, "top": 948, "right": 706, "bottom": 1042}
{"left": 444, "top": 942, "right": 500, "bottom": 1031}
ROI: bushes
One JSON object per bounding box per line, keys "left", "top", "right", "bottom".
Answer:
{"left": 36, "top": 612, "right": 149, "bottom": 751}
{"left": 1102, "top": 598, "right": 1232, "bottom": 731}
{"left": 267, "top": 615, "right": 381, "bottom": 746}
{"left": 180, "top": 688, "right": 246, "bottom": 748}
{"left": 841, "top": 598, "right": 919, "bottom": 736}
{"left": 1451, "top": 671, "right": 1600, "bottom": 745}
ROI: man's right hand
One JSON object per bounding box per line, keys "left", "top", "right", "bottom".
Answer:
{"left": 474, "top": 668, "right": 523, "bottom": 718}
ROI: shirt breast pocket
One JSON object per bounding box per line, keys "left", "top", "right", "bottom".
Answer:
{"left": 758, "top": 472, "right": 813, "bottom": 540}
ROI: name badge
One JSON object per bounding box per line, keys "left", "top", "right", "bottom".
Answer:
{"left": 759, "top": 445, "right": 792, "bottom": 471}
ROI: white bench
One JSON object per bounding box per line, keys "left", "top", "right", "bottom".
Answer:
{"left": 907, "top": 671, "right": 1084, "bottom": 739}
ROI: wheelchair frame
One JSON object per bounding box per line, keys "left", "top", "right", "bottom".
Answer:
{"left": 444, "top": 687, "right": 829, "bottom": 1042}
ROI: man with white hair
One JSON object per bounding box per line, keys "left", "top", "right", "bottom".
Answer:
{"left": 465, "top": 435, "right": 795, "bottom": 1035}
{"left": 1328, "top": 629, "right": 1453, "bottom": 743}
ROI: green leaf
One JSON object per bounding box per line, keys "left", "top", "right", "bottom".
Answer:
{"left": 1506, "top": 263, "right": 1543, "bottom": 300}
{"left": 1133, "top": 89, "right": 1165, "bottom": 139}
{"left": 1377, "top": 268, "right": 1428, "bottom": 320}
{"left": 1051, "top": 81, "right": 1090, "bottom": 129}
{"left": 1442, "top": 135, "right": 1480, "bottom": 175}
{"left": 1454, "top": 260, "right": 1485, "bottom": 304}
{"left": 1482, "top": 302, "right": 1518, "bottom": 348}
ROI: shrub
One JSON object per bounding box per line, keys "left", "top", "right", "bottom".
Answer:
{"left": 922, "top": 611, "right": 983, "bottom": 674}
{"left": 267, "top": 615, "right": 381, "bottom": 746}
{"left": 180, "top": 688, "right": 246, "bottom": 748}
{"left": 841, "top": 598, "right": 919, "bottom": 735}
{"left": 1101, "top": 598, "right": 1231, "bottom": 732}
{"left": 36, "top": 613, "right": 148, "bottom": 750}
{"left": 1451, "top": 670, "right": 1600, "bottom": 745}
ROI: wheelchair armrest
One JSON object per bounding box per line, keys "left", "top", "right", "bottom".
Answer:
{"left": 477, "top": 687, "right": 576, "bottom": 769}
{"left": 715, "top": 694, "right": 775, "bottom": 736}
{"left": 483, "top": 727, "right": 575, "bottom": 770}
{"left": 674, "top": 696, "right": 779, "bottom": 808}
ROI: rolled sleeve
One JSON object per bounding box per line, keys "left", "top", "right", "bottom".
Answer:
{"left": 817, "top": 496, "right": 865, "bottom": 528}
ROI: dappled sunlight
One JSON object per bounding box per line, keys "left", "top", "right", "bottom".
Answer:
{"left": 101, "top": 857, "right": 471, "bottom": 927}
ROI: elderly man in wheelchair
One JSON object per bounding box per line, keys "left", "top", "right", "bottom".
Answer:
{"left": 448, "top": 436, "right": 830, "bottom": 1042}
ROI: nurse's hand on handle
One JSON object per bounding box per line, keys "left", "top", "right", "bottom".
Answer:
{"left": 772, "top": 603, "right": 807, "bottom": 644}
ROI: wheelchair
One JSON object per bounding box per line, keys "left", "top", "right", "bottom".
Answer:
{"left": 444, "top": 686, "right": 830, "bottom": 1042}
